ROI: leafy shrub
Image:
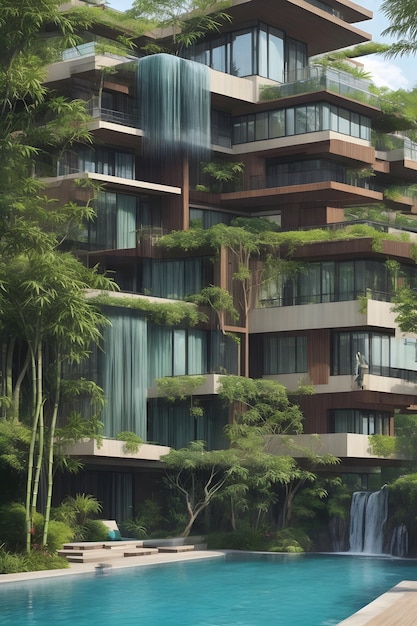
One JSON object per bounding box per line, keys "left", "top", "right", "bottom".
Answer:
{"left": 207, "top": 530, "right": 267, "bottom": 551}
{"left": 44, "top": 521, "right": 73, "bottom": 553}
{"left": 269, "top": 528, "right": 312, "bottom": 553}
{"left": 0, "top": 503, "right": 43, "bottom": 552}
{"left": 0, "top": 548, "right": 30, "bottom": 573}
{"left": 83, "top": 519, "right": 110, "bottom": 542}
{"left": 122, "top": 517, "right": 147, "bottom": 539}
{"left": 26, "top": 552, "right": 69, "bottom": 571}
{"left": 122, "top": 500, "right": 166, "bottom": 538}
{"left": 0, "top": 547, "right": 68, "bottom": 574}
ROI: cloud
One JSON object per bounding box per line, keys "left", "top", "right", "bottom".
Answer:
{"left": 358, "top": 57, "right": 410, "bottom": 90}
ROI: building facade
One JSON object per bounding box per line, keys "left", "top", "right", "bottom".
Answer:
{"left": 47, "top": 0, "right": 417, "bottom": 520}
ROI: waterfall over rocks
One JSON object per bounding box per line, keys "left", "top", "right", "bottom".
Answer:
{"left": 349, "top": 488, "right": 389, "bottom": 555}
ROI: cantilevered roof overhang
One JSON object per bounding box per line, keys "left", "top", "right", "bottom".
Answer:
{"left": 219, "top": 181, "right": 383, "bottom": 209}
{"left": 226, "top": 0, "right": 372, "bottom": 56}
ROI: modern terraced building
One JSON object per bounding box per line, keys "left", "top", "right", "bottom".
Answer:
{"left": 47, "top": 0, "right": 417, "bottom": 520}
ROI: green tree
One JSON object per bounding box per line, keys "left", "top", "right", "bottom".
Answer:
{"left": 382, "top": 0, "right": 417, "bottom": 58}
{"left": 161, "top": 440, "right": 244, "bottom": 537}
{"left": 218, "top": 376, "right": 304, "bottom": 530}
{"left": 0, "top": 0, "right": 116, "bottom": 552}
{"left": 218, "top": 377, "right": 337, "bottom": 530}
{"left": 128, "top": 0, "right": 231, "bottom": 54}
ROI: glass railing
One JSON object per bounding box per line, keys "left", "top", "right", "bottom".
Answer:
{"left": 261, "top": 66, "right": 380, "bottom": 107}
{"left": 258, "top": 289, "right": 394, "bottom": 309}
{"left": 62, "top": 41, "right": 137, "bottom": 62}
{"left": 372, "top": 132, "right": 417, "bottom": 162}
{"left": 240, "top": 170, "right": 383, "bottom": 193}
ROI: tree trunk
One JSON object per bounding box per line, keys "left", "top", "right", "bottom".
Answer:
{"left": 42, "top": 357, "right": 61, "bottom": 547}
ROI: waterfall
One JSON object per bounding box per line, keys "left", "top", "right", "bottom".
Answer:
{"left": 349, "top": 488, "right": 389, "bottom": 555}
{"left": 390, "top": 524, "right": 408, "bottom": 557}
{"left": 137, "top": 54, "right": 211, "bottom": 162}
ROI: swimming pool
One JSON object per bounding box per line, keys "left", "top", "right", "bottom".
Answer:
{"left": 1, "top": 553, "right": 417, "bottom": 625}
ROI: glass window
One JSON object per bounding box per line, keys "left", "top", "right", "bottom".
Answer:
{"left": 269, "top": 110, "right": 285, "bottom": 138}
{"left": 360, "top": 115, "right": 371, "bottom": 140}
{"left": 286, "top": 38, "right": 307, "bottom": 81}
{"left": 212, "top": 36, "right": 227, "bottom": 72}
{"left": 269, "top": 27, "right": 284, "bottom": 82}
{"left": 306, "top": 105, "right": 318, "bottom": 132}
{"left": 247, "top": 115, "right": 255, "bottom": 142}
{"left": 351, "top": 112, "right": 360, "bottom": 137}
{"left": 173, "top": 329, "right": 187, "bottom": 376}
{"left": 338, "top": 108, "right": 350, "bottom": 135}
{"left": 338, "top": 261, "right": 354, "bottom": 300}
{"left": 321, "top": 261, "right": 335, "bottom": 302}
{"left": 263, "top": 335, "right": 307, "bottom": 374}
{"left": 286, "top": 108, "right": 295, "bottom": 135}
{"left": 295, "top": 106, "right": 307, "bottom": 134}
{"left": 233, "top": 118, "right": 247, "bottom": 144}
{"left": 256, "top": 112, "right": 269, "bottom": 140}
{"left": 258, "top": 27, "right": 268, "bottom": 77}
{"left": 329, "top": 105, "right": 339, "bottom": 132}
{"left": 320, "top": 103, "right": 330, "bottom": 129}
{"left": 332, "top": 410, "right": 390, "bottom": 435}
{"left": 232, "top": 29, "right": 254, "bottom": 76}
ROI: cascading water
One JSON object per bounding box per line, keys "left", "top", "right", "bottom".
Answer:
{"left": 137, "top": 54, "right": 211, "bottom": 162}
{"left": 390, "top": 524, "right": 408, "bottom": 557}
{"left": 349, "top": 488, "right": 389, "bottom": 554}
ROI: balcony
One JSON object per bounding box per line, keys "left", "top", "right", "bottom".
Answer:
{"left": 66, "top": 438, "right": 170, "bottom": 464}
{"left": 250, "top": 299, "right": 399, "bottom": 334}
{"left": 62, "top": 41, "right": 137, "bottom": 63}
{"left": 265, "top": 433, "right": 408, "bottom": 463}
{"left": 260, "top": 66, "right": 380, "bottom": 108}
{"left": 88, "top": 102, "right": 138, "bottom": 129}
{"left": 247, "top": 169, "right": 382, "bottom": 193}
{"left": 373, "top": 133, "right": 417, "bottom": 163}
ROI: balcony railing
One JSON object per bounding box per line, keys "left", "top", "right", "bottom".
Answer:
{"left": 260, "top": 66, "right": 380, "bottom": 107}
{"left": 62, "top": 41, "right": 137, "bottom": 62}
{"left": 258, "top": 289, "right": 394, "bottom": 309}
{"left": 237, "top": 170, "right": 383, "bottom": 193}
{"left": 372, "top": 132, "right": 417, "bottom": 163}
{"left": 89, "top": 105, "right": 139, "bottom": 128}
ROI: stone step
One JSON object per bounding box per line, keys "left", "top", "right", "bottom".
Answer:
{"left": 123, "top": 548, "right": 159, "bottom": 557}
{"left": 157, "top": 545, "right": 195, "bottom": 553}
{"left": 61, "top": 550, "right": 121, "bottom": 563}
{"left": 63, "top": 541, "right": 143, "bottom": 551}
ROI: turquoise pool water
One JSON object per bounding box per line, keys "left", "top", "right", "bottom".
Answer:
{"left": 1, "top": 553, "right": 417, "bottom": 625}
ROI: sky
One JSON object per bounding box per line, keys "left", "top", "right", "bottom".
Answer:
{"left": 107, "top": 0, "right": 416, "bottom": 91}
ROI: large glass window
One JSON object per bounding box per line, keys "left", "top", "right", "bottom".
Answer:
{"left": 285, "top": 38, "right": 308, "bottom": 81}
{"left": 142, "top": 257, "right": 210, "bottom": 299}
{"left": 147, "top": 326, "right": 238, "bottom": 385}
{"left": 266, "top": 158, "right": 345, "bottom": 188}
{"left": 148, "top": 397, "right": 228, "bottom": 450}
{"left": 211, "top": 36, "right": 227, "bottom": 72}
{"left": 87, "top": 192, "right": 158, "bottom": 252}
{"left": 259, "top": 258, "right": 415, "bottom": 308}
{"left": 233, "top": 103, "right": 371, "bottom": 145}
{"left": 264, "top": 335, "right": 307, "bottom": 374}
{"left": 184, "top": 24, "right": 301, "bottom": 82}
{"left": 331, "top": 410, "right": 390, "bottom": 435}
{"left": 77, "top": 146, "right": 135, "bottom": 179}
{"left": 331, "top": 331, "right": 417, "bottom": 382}
{"left": 232, "top": 29, "right": 254, "bottom": 76}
